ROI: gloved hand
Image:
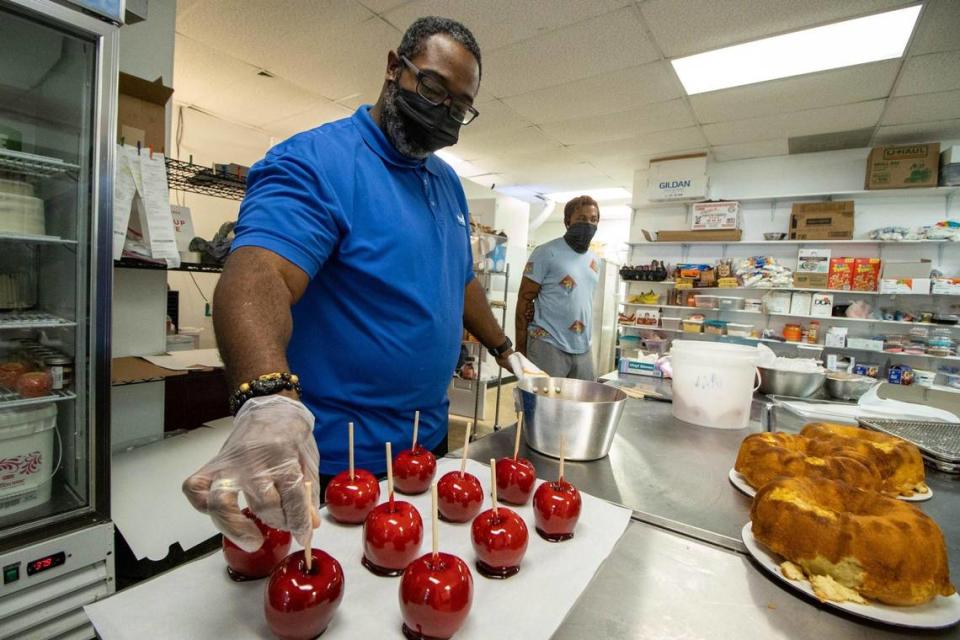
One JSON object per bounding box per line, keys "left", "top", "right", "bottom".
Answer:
{"left": 508, "top": 352, "right": 548, "bottom": 381}
{"left": 182, "top": 395, "right": 320, "bottom": 552}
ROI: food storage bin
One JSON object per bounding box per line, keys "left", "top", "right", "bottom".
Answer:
{"left": 743, "top": 299, "right": 763, "bottom": 312}
{"left": 660, "top": 316, "right": 681, "bottom": 331}
{"left": 727, "top": 323, "right": 754, "bottom": 337}
{"left": 704, "top": 319, "right": 727, "bottom": 335}
{"left": 716, "top": 296, "right": 745, "bottom": 311}
{"left": 682, "top": 318, "right": 704, "bottom": 333}
{"left": 694, "top": 295, "right": 717, "bottom": 309}
{"left": 0, "top": 403, "right": 57, "bottom": 516}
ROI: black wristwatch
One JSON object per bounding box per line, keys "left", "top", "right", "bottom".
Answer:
{"left": 488, "top": 337, "right": 513, "bottom": 358}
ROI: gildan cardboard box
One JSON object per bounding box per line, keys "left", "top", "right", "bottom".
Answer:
{"left": 865, "top": 143, "right": 940, "bottom": 190}
{"left": 793, "top": 248, "right": 831, "bottom": 288}
{"left": 118, "top": 72, "right": 174, "bottom": 153}
{"left": 789, "top": 201, "right": 854, "bottom": 240}
{"left": 647, "top": 153, "right": 708, "bottom": 202}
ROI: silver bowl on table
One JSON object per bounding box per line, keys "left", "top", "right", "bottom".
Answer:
{"left": 825, "top": 372, "right": 878, "bottom": 400}
{"left": 758, "top": 366, "right": 826, "bottom": 398}
{"left": 515, "top": 377, "right": 628, "bottom": 461}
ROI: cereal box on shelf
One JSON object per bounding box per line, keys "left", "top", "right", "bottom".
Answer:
{"left": 828, "top": 258, "right": 855, "bottom": 290}
{"left": 853, "top": 258, "right": 881, "bottom": 292}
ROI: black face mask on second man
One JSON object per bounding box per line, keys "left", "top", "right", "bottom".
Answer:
{"left": 564, "top": 222, "right": 597, "bottom": 254}
{"left": 395, "top": 87, "right": 461, "bottom": 153}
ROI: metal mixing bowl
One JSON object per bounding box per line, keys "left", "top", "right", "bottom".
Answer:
{"left": 825, "top": 372, "right": 878, "bottom": 400}
{"left": 516, "top": 377, "right": 628, "bottom": 461}
{"left": 758, "top": 366, "right": 826, "bottom": 398}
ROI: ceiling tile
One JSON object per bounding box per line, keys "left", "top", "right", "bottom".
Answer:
{"left": 569, "top": 128, "right": 708, "bottom": 161}
{"left": 453, "top": 126, "right": 563, "bottom": 161}
{"left": 481, "top": 7, "right": 660, "bottom": 98}
{"left": 461, "top": 98, "right": 534, "bottom": 137}
{"left": 882, "top": 90, "right": 960, "bottom": 125}
{"left": 908, "top": 0, "right": 960, "bottom": 56}
{"left": 874, "top": 118, "right": 960, "bottom": 145}
{"left": 539, "top": 99, "right": 696, "bottom": 146}
{"left": 702, "top": 100, "right": 886, "bottom": 146}
{"left": 260, "top": 100, "right": 355, "bottom": 141}
{"left": 711, "top": 139, "right": 788, "bottom": 162}
{"left": 894, "top": 50, "right": 960, "bottom": 96}
{"left": 640, "top": 0, "right": 913, "bottom": 58}
{"left": 689, "top": 60, "right": 899, "bottom": 124}
{"left": 357, "top": 0, "right": 413, "bottom": 14}
{"left": 380, "top": 0, "right": 630, "bottom": 52}
{"left": 502, "top": 62, "right": 682, "bottom": 125}
{"left": 173, "top": 35, "right": 323, "bottom": 128}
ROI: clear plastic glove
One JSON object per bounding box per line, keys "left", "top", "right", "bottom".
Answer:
{"left": 182, "top": 395, "right": 320, "bottom": 552}
{"left": 508, "top": 352, "right": 547, "bottom": 382}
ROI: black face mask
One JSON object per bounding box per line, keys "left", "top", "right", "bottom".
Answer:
{"left": 564, "top": 222, "right": 597, "bottom": 253}
{"left": 395, "top": 87, "right": 461, "bottom": 153}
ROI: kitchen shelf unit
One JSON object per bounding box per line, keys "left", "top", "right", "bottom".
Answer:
{"left": 114, "top": 258, "right": 224, "bottom": 273}
{"left": 165, "top": 157, "right": 247, "bottom": 200}
{"left": 0, "top": 311, "right": 76, "bottom": 329}
{"left": 630, "top": 186, "right": 960, "bottom": 210}
{"left": 0, "top": 148, "right": 80, "bottom": 179}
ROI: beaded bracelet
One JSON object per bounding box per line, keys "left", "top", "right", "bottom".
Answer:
{"left": 229, "top": 371, "right": 302, "bottom": 415}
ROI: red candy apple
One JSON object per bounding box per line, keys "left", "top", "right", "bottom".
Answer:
{"left": 471, "top": 507, "right": 528, "bottom": 578}
{"left": 533, "top": 479, "right": 581, "bottom": 541}
{"left": 362, "top": 442, "right": 423, "bottom": 576}
{"left": 495, "top": 457, "right": 536, "bottom": 505}
{"left": 222, "top": 508, "right": 292, "bottom": 581}
{"left": 437, "top": 471, "right": 483, "bottom": 523}
{"left": 436, "top": 423, "right": 482, "bottom": 523}
{"left": 393, "top": 445, "right": 436, "bottom": 495}
{"left": 399, "top": 552, "right": 473, "bottom": 640}
{"left": 264, "top": 549, "right": 344, "bottom": 640}
{"left": 325, "top": 469, "right": 380, "bottom": 524}
{"left": 362, "top": 499, "right": 424, "bottom": 576}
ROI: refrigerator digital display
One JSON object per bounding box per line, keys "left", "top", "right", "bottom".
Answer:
{"left": 26, "top": 551, "right": 65, "bottom": 576}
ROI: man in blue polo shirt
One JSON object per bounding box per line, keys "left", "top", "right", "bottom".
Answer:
{"left": 183, "top": 17, "right": 514, "bottom": 550}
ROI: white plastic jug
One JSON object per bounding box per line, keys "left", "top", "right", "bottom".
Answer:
{"left": 669, "top": 340, "right": 760, "bottom": 429}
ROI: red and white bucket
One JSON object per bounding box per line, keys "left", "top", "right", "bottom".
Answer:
{"left": 0, "top": 403, "right": 57, "bottom": 516}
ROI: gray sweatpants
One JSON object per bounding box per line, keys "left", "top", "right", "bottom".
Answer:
{"left": 527, "top": 337, "right": 595, "bottom": 381}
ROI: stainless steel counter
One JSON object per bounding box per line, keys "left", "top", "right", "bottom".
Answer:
{"left": 465, "top": 380, "right": 960, "bottom": 638}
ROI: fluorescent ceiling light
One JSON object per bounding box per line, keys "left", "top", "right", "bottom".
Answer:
{"left": 671, "top": 5, "right": 921, "bottom": 95}
{"left": 545, "top": 187, "right": 632, "bottom": 202}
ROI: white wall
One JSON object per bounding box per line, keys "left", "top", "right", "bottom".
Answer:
{"left": 167, "top": 105, "right": 274, "bottom": 348}
{"left": 530, "top": 215, "right": 630, "bottom": 264}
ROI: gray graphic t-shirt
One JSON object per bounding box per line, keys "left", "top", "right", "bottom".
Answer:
{"left": 524, "top": 237, "right": 600, "bottom": 355}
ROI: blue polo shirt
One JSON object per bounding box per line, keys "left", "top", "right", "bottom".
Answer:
{"left": 232, "top": 106, "right": 473, "bottom": 475}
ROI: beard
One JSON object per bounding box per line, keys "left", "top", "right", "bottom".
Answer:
{"left": 380, "top": 81, "right": 433, "bottom": 160}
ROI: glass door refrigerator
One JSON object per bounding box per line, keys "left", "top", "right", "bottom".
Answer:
{"left": 0, "top": 0, "right": 118, "bottom": 637}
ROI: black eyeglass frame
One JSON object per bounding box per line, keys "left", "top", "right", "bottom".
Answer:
{"left": 399, "top": 55, "right": 480, "bottom": 126}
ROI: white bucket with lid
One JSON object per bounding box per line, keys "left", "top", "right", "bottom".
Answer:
{"left": 0, "top": 403, "right": 57, "bottom": 516}
{"left": 669, "top": 340, "right": 760, "bottom": 429}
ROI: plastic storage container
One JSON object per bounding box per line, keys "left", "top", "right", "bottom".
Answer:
{"left": 727, "top": 323, "right": 754, "bottom": 337}
{"left": 716, "top": 297, "right": 745, "bottom": 311}
{"left": 660, "top": 316, "right": 681, "bottom": 331}
{"left": 704, "top": 319, "right": 727, "bottom": 335}
{"left": 670, "top": 340, "right": 760, "bottom": 429}
{"left": 0, "top": 403, "right": 57, "bottom": 516}
{"left": 682, "top": 318, "right": 704, "bottom": 333}
{"left": 694, "top": 295, "right": 717, "bottom": 309}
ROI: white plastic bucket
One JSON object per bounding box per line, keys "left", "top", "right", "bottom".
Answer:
{"left": 0, "top": 403, "right": 57, "bottom": 516}
{"left": 670, "top": 340, "right": 759, "bottom": 429}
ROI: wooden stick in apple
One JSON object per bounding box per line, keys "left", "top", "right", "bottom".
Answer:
{"left": 513, "top": 412, "right": 523, "bottom": 461}
{"left": 412, "top": 410, "right": 420, "bottom": 449}
{"left": 460, "top": 422, "right": 472, "bottom": 478}
{"left": 386, "top": 441, "right": 395, "bottom": 510}
{"left": 431, "top": 483, "right": 439, "bottom": 561}
{"left": 559, "top": 435, "right": 565, "bottom": 482}
{"left": 489, "top": 458, "right": 499, "bottom": 517}
{"left": 303, "top": 481, "right": 314, "bottom": 572}
{"left": 348, "top": 421, "right": 355, "bottom": 481}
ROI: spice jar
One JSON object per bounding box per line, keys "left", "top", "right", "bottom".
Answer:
{"left": 807, "top": 320, "right": 820, "bottom": 344}
{"left": 44, "top": 354, "right": 74, "bottom": 390}
{"left": 783, "top": 324, "right": 803, "bottom": 342}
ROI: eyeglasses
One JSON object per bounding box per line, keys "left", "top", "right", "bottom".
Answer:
{"left": 400, "top": 56, "right": 479, "bottom": 126}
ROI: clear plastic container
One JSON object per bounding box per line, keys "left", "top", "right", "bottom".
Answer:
{"left": 694, "top": 295, "right": 717, "bottom": 309}
{"left": 717, "top": 297, "right": 745, "bottom": 311}
{"left": 660, "top": 316, "right": 681, "bottom": 331}
{"left": 727, "top": 323, "right": 754, "bottom": 337}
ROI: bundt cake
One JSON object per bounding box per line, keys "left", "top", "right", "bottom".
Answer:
{"left": 800, "top": 423, "right": 927, "bottom": 497}
{"left": 751, "top": 476, "right": 955, "bottom": 606}
{"left": 735, "top": 432, "right": 883, "bottom": 493}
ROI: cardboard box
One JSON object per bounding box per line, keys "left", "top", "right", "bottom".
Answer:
{"left": 811, "top": 293, "right": 834, "bottom": 317}
{"left": 879, "top": 278, "right": 931, "bottom": 294}
{"left": 647, "top": 153, "right": 708, "bottom": 202}
{"left": 828, "top": 258, "right": 855, "bottom": 290}
{"left": 790, "top": 291, "right": 812, "bottom": 315}
{"left": 852, "top": 258, "right": 881, "bottom": 292}
{"left": 762, "top": 291, "right": 792, "bottom": 314}
{"left": 793, "top": 272, "right": 828, "bottom": 288}
{"left": 825, "top": 327, "right": 847, "bottom": 348}
{"left": 878, "top": 259, "right": 931, "bottom": 293}
{"left": 793, "top": 248, "right": 830, "bottom": 288}
{"left": 118, "top": 72, "right": 174, "bottom": 153}
{"left": 865, "top": 143, "right": 940, "bottom": 190}
{"left": 943, "top": 146, "right": 960, "bottom": 165}
{"left": 932, "top": 278, "right": 960, "bottom": 294}
{"left": 642, "top": 229, "right": 742, "bottom": 242}
{"left": 789, "top": 201, "right": 854, "bottom": 240}
{"left": 691, "top": 201, "right": 740, "bottom": 231}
